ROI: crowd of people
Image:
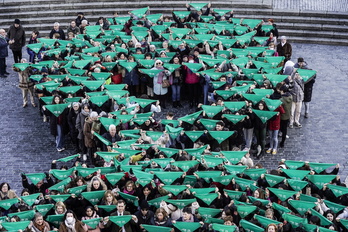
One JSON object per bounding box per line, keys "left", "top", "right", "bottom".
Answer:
{"left": 0, "top": 3, "right": 339, "bottom": 232}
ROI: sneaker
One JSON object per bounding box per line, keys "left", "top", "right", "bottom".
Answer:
{"left": 296, "top": 123, "right": 302, "bottom": 128}
{"left": 289, "top": 124, "right": 293, "bottom": 129}
{"left": 286, "top": 135, "right": 290, "bottom": 139}
{"left": 43, "top": 115, "right": 47, "bottom": 122}
{"left": 266, "top": 149, "right": 272, "bottom": 154}
{"left": 32, "top": 103, "right": 37, "bottom": 107}
{"left": 272, "top": 150, "right": 277, "bottom": 155}
{"left": 304, "top": 113, "right": 308, "bottom": 118}
{"left": 57, "top": 148, "right": 65, "bottom": 152}
{"left": 23, "top": 103, "right": 27, "bottom": 108}
{"left": 256, "top": 145, "right": 261, "bottom": 157}
{"left": 83, "top": 154, "right": 87, "bottom": 161}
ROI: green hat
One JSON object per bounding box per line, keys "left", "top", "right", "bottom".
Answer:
{"left": 173, "top": 11, "right": 191, "bottom": 18}
{"left": 282, "top": 169, "right": 310, "bottom": 180}
{"left": 288, "top": 199, "right": 316, "bottom": 216}
{"left": 309, "top": 162, "right": 336, "bottom": 174}
{"left": 198, "top": 207, "right": 221, "bottom": 219}
{"left": 306, "top": 175, "right": 335, "bottom": 189}
{"left": 157, "top": 147, "right": 179, "bottom": 158}
{"left": 223, "top": 114, "right": 246, "bottom": 124}
{"left": 195, "top": 193, "right": 218, "bottom": 205}
{"left": 265, "top": 174, "right": 286, "bottom": 187}
{"left": 195, "top": 171, "right": 222, "bottom": 183}
{"left": 81, "top": 190, "right": 105, "bottom": 205}
{"left": 272, "top": 202, "right": 292, "bottom": 214}
{"left": 267, "top": 187, "right": 297, "bottom": 201}
{"left": 130, "top": 7, "right": 149, "bottom": 18}
{"left": 165, "top": 125, "right": 183, "bottom": 139}
{"left": 118, "top": 191, "right": 139, "bottom": 207}
{"left": 252, "top": 109, "right": 278, "bottom": 124}
{"left": 162, "top": 185, "right": 187, "bottom": 196}
{"left": 46, "top": 214, "right": 64, "bottom": 228}
{"left": 25, "top": 173, "right": 46, "bottom": 185}
{"left": 202, "top": 105, "right": 224, "bottom": 118}
{"left": 154, "top": 171, "right": 183, "bottom": 185}
{"left": 21, "top": 193, "right": 41, "bottom": 207}
{"left": 174, "top": 221, "right": 202, "bottom": 232}
{"left": 240, "top": 219, "right": 264, "bottom": 232}
{"left": 147, "top": 195, "right": 170, "bottom": 208}
{"left": 67, "top": 185, "right": 87, "bottom": 195}
{"left": 35, "top": 204, "right": 54, "bottom": 216}
{"left": 243, "top": 168, "right": 267, "bottom": 181}
{"left": 327, "top": 184, "right": 348, "bottom": 197}
{"left": 142, "top": 224, "right": 172, "bottom": 232}
{"left": 1, "top": 221, "right": 31, "bottom": 231}
{"left": 198, "top": 118, "right": 219, "bottom": 131}
{"left": 8, "top": 210, "right": 35, "bottom": 221}
{"left": 296, "top": 69, "right": 317, "bottom": 83}
{"left": 287, "top": 179, "right": 308, "bottom": 191}
{"left": 323, "top": 199, "right": 346, "bottom": 214}
{"left": 49, "top": 194, "right": 71, "bottom": 203}
{"left": 310, "top": 208, "right": 332, "bottom": 226}
{"left": 93, "top": 131, "right": 112, "bottom": 146}
{"left": 178, "top": 110, "right": 202, "bottom": 125}
{"left": 0, "top": 198, "right": 19, "bottom": 210}
{"left": 221, "top": 151, "right": 247, "bottom": 164}
{"left": 172, "top": 160, "right": 199, "bottom": 172}
{"left": 50, "top": 168, "right": 75, "bottom": 180}
{"left": 165, "top": 199, "right": 196, "bottom": 209}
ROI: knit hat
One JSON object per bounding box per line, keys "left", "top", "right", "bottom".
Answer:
{"left": 14, "top": 19, "right": 21, "bottom": 24}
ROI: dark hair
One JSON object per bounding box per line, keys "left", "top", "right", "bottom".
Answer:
{"left": 64, "top": 209, "right": 77, "bottom": 220}
{"left": 21, "top": 188, "right": 30, "bottom": 195}
{"left": 0, "top": 182, "right": 11, "bottom": 191}
{"left": 32, "top": 30, "right": 40, "bottom": 36}
{"left": 52, "top": 95, "right": 64, "bottom": 104}
{"left": 216, "top": 121, "right": 225, "bottom": 127}
{"left": 85, "top": 206, "right": 96, "bottom": 215}
{"left": 182, "top": 207, "right": 192, "bottom": 214}
{"left": 117, "top": 199, "right": 126, "bottom": 205}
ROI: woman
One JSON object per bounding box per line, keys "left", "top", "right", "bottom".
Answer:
{"left": 81, "top": 206, "right": 104, "bottom": 232}
{"left": 59, "top": 210, "right": 88, "bottom": 232}
{"left": 0, "top": 182, "right": 18, "bottom": 200}
{"left": 183, "top": 55, "right": 201, "bottom": 108}
{"left": 97, "top": 190, "right": 117, "bottom": 217}
{"left": 152, "top": 60, "right": 170, "bottom": 109}
{"left": 152, "top": 207, "right": 172, "bottom": 227}
{"left": 253, "top": 101, "right": 268, "bottom": 158}
{"left": 28, "top": 212, "right": 50, "bottom": 232}
{"left": 266, "top": 223, "right": 278, "bottom": 232}
{"left": 83, "top": 111, "right": 98, "bottom": 164}
{"left": 123, "top": 55, "right": 140, "bottom": 97}
{"left": 43, "top": 95, "right": 68, "bottom": 152}
{"left": 68, "top": 102, "right": 80, "bottom": 153}
{"left": 170, "top": 56, "right": 184, "bottom": 108}
{"left": 55, "top": 201, "right": 67, "bottom": 215}
{"left": 266, "top": 105, "right": 285, "bottom": 155}
{"left": 87, "top": 176, "right": 107, "bottom": 192}
{"left": 27, "top": 30, "right": 40, "bottom": 63}
{"left": 76, "top": 103, "right": 90, "bottom": 159}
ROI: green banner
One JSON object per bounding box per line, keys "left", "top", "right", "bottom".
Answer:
{"left": 35, "top": 203, "right": 54, "bottom": 216}
{"left": 81, "top": 190, "right": 105, "bottom": 205}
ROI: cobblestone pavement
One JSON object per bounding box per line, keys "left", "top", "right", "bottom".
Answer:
{"left": 1, "top": 42, "right": 348, "bottom": 193}
{"left": 272, "top": 0, "right": 348, "bottom": 12}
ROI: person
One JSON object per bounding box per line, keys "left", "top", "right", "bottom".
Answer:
{"left": 75, "top": 12, "right": 88, "bottom": 27}
{"left": 294, "top": 57, "right": 315, "bottom": 118}
{"left": 152, "top": 60, "right": 170, "bottom": 109}
{"left": 253, "top": 102, "right": 268, "bottom": 158}
{"left": 76, "top": 103, "right": 90, "bottom": 160}
{"left": 266, "top": 105, "right": 285, "bottom": 155}
{"left": 7, "top": 19, "right": 26, "bottom": 63}
{"left": 27, "top": 212, "right": 51, "bottom": 232}
{"left": 27, "top": 30, "right": 40, "bottom": 63}
{"left": 170, "top": 56, "right": 184, "bottom": 108}
{"left": 266, "top": 223, "right": 278, "bottom": 232}
{"left": 276, "top": 36, "right": 292, "bottom": 62}
{"left": 49, "top": 22, "right": 66, "bottom": 40}
{"left": 0, "top": 182, "right": 18, "bottom": 200}
{"left": 152, "top": 207, "right": 172, "bottom": 227}
{"left": 134, "top": 201, "right": 155, "bottom": 230}
{"left": 102, "top": 124, "right": 121, "bottom": 151}
{"left": 67, "top": 20, "right": 80, "bottom": 35}
{"left": 0, "top": 28, "right": 9, "bottom": 78}
{"left": 83, "top": 111, "right": 98, "bottom": 164}
{"left": 81, "top": 206, "right": 104, "bottom": 232}
{"left": 68, "top": 102, "right": 80, "bottom": 153}
{"left": 279, "top": 85, "right": 292, "bottom": 148}
{"left": 13, "top": 58, "right": 36, "bottom": 108}
{"left": 96, "top": 17, "right": 110, "bottom": 30}
{"left": 58, "top": 210, "right": 88, "bottom": 232}
{"left": 289, "top": 72, "right": 304, "bottom": 128}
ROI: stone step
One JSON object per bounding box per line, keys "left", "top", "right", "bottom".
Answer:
{"left": 278, "top": 22, "right": 348, "bottom": 33}
{"left": 279, "top": 29, "right": 348, "bottom": 40}
{"left": 288, "top": 36, "right": 348, "bottom": 46}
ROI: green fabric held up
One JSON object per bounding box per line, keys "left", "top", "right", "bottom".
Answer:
{"left": 182, "top": 62, "right": 203, "bottom": 72}
{"left": 265, "top": 74, "right": 288, "bottom": 86}
{"left": 97, "top": 205, "right": 117, "bottom": 212}
{"left": 173, "top": 11, "right": 191, "bottom": 18}
{"left": 118, "top": 61, "right": 138, "bottom": 72}
{"left": 299, "top": 193, "right": 318, "bottom": 202}
{"left": 0, "top": 198, "right": 19, "bottom": 210}
{"left": 310, "top": 208, "right": 332, "bottom": 226}
{"left": 165, "top": 125, "right": 183, "bottom": 139}
{"left": 195, "top": 193, "right": 218, "bottom": 205}
{"left": 94, "top": 132, "right": 112, "bottom": 146}
{"left": 109, "top": 215, "right": 132, "bottom": 227}
{"left": 237, "top": 205, "right": 257, "bottom": 218}
{"left": 82, "top": 80, "right": 104, "bottom": 91}
{"left": 116, "top": 139, "right": 137, "bottom": 149}
{"left": 231, "top": 84, "right": 252, "bottom": 95}
{"left": 282, "top": 169, "right": 310, "bottom": 180}
{"left": 1, "top": 221, "right": 31, "bottom": 231}
{"left": 190, "top": 2, "right": 207, "bottom": 10}
{"left": 202, "top": 155, "right": 224, "bottom": 168}
{"left": 288, "top": 199, "right": 316, "bottom": 216}
{"left": 263, "top": 66, "right": 283, "bottom": 74}
{"left": 199, "top": 118, "right": 219, "bottom": 130}
{"left": 46, "top": 214, "right": 64, "bottom": 228}
{"left": 172, "top": 28, "right": 191, "bottom": 39}
{"left": 198, "top": 207, "right": 221, "bottom": 219}
{"left": 96, "top": 152, "right": 117, "bottom": 162}
{"left": 296, "top": 69, "right": 317, "bottom": 83}
{"left": 21, "top": 193, "right": 41, "bottom": 207}
{"left": 287, "top": 179, "right": 308, "bottom": 191}
{"left": 223, "top": 101, "right": 246, "bottom": 112}
{"left": 327, "top": 184, "right": 348, "bottom": 197}
{"left": 185, "top": 131, "right": 204, "bottom": 142}
{"left": 35, "top": 204, "right": 54, "bottom": 216}
{"left": 162, "top": 185, "right": 187, "bottom": 196}
{"left": 261, "top": 24, "right": 274, "bottom": 33}
{"left": 8, "top": 210, "right": 35, "bottom": 221}
{"left": 284, "top": 160, "right": 305, "bottom": 169}
{"left": 146, "top": 13, "right": 162, "bottom": 23}
{"left": 252, "top": 88, "right": 274, "bottom": 97}
{"left": 202, "top": 105, "right": 224, "bottom": 118}
{"left": 69, "top": 76, "right": 88, "bottom": 84}
{"left": 106, "top": 90, "right": 128, "bottom": 99}
{"left": 205, "top": 218, "right": 224, "bottom": 224}
{"left": 27, "top": 42, "right": 43, "bottom": 53}
{"left": 248, "top": 196, "right": 270, "bottom": 206}
{"left": 324, "top": 200, "right": 346, "bottom": 213}
{"left": 224, "top": 165, "right": 247, "bottom": 175}
{"left": 174, "top": 221, "right": 201, "bottom": 232}
{"left": 68, "top": 185, "right": 87, "bottom": 195}
{"left": 221, "top": 151, "right": 247, "bottom": 164}
{"left": 91, "top": 72, "right": 111, "bottom": 81}
{"left": 242, "top": 94, "right": 264, "bottom": 106}
{"left": 163, "top": 63, "right": 181, "bottom": 73}
{"left": 160, "top": 119, "right": 179, "bottom": 128}
{"left": 254, "top": 215, "right": 281, "bottom": 227}
{"left": 57, "top": 154, "right": 80, "bottom": 162}
{"left": 65, "top": 97, "right": 81, "bottom": 104}
{"left": 82, "top": 218, "right": 101, "bottom": 230}
{"left": 195, "top": 171, "right": 222, "bottom": 183}
{"left": 263, "top": 98, "right": 282, "bottom": 111}
{"left": 50, "top": 168, "right": 75, "bottom": 180}
{"left": 99, "top": 117, "right": 120, "bottom": 130}
{"left": 89, "top": 95, "right": 109, "bottom": 107}
{"left": 133, "top": 31, "right": 149, "bottom": 41}
{"left": 152, "top": 158, "right": 174, "bottom": 168}
{"left": 309, "top": 162, "right": 336, "bottom": 173}
{"left": 223, "top": 114, "right": 246, "bottom": 124}
{"left": 190, "top": 187, "right": 215, "bottom": 195}
{"left": 118, "top": 191, "right": 139, "bottom": 207}
{"left": 165, "top": 199, "right": 196, "bottom": 209}
{"left": 25, "top": 173, "right": 46, "bottom": 185}
{"left": 240, "top": 219, "right": 264, "bottom": 232}
{"left": 76, "top": 167, "right": 98, "bottom": 178}
{"left": 252, "top": 109, "right": 278, "bottom": 124}
{"left": 130, "top": 7, "right": 149, "bottom": 18}
{"left": 212, "top": 223, "right": 237, "bottom": 232}
{"left": 157, "top": 147, "right": 179, "bottom": 158}
{"left": 102, "top": 62, "right": 117, "bottom": 71}
{"left": 13, "top": 62, "right": 30, "bottom": 71}
{"left": 154, "top": 171, "right": 183, "bottom": 185}
{"left": 243, "top": 168, "right": 266, "bottom": 181}
{"left": 116, "top": 114, "right": 134, "bottom": 123}
{"left": 138, "top": 59, "right": 154, "bottom": 69}
{"left": 139, "top": 68, "right": 163, "bottom": 78}
{"left": 272, "top": 202, "right": 292, "bottom": 214}
{"left": 307, "top": 175, "right": 335, "bottom": 188}
{"left": 267, "top": 187, "right": 297, "bottom": 201}
{"left": 45, "top": 103, "right": 69, "bottom": 117}
{"left": 145, "top": 131, "right": 163, "bottom": 142}
{"left": 147, "top": 195, "right": 170, "bottom": 208}
{"left": 172, "top": 160, "right": 199, "bottom": 172}
{"left": 265, "top": 174, "right": 286, "bottom": 187}
{"left": 142, "top": 224, "right": 172, "bottom": 232}
{"left": 81, "top": 190, "right": 105, "bottom": 205}
{"left": 49, "top": 194, "right": 71, "bottom": 203}
{"left": 206, "top": 130, "right": 233, "bottom": 143}
{"left": 104, "top": 84, "right": 126, "bottom": 91}
{"left": 253, "top": 36, "right": 269, "bottom": 45}
{"left": 264, "top": 56, "right": 285, "bottom": 67}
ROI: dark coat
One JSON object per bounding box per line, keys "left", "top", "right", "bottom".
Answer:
{"left": 304, "top": 76, "right": 316, "bottom": 102}
{"left": 105, "top": 211, "right": 139, "bottom": 232}
{"left": 102, "top": 132, "right": 121, "bottom": 151}
{"left": 0, "top": 36, "right": 8, "bottom": 58}
{"left": 46, "top": 108, "right": 69, "bottom": 136}
{"left": 277, "top": 42, "right": 292, "bottom": 59}
{"left": 8, "top": 25, "right": 26, "bottom": 51}
{"left": 83, "top": 118, "right": 95, "bottom": 148}
{"left": 49, "top": 28, "right": 66, "bottom": 40}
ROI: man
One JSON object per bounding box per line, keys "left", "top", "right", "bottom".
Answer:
{"left": 8, "top": 19, "right": 26, "bottom": 63}
{"left": 49, "top": 22, "right": 65, "bottom": 40}
{"left": 277, "top": 36, "right": 292, "bottom": 62}
{"left": 289, "top": 72, "right": 304, "bottom": 128}
{"left": 102, "top": 124, "right": 121, "bottom": 151}
{"left": 66, "top": 20, "right": 80, "bottom": 35}
{"left": 0, "top": 29, "right": 9, "bottom": 78}
{"left": 104, "top": 200, "right": 139, "bottom": 232}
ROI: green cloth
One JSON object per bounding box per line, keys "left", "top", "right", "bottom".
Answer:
{"left": 202, "top": 105, "right": 224, "bottom": 118}
{"left": 327, "top": 184, "right": 348, "bottom": 197}
{"left": 267, "top": 187, "right": 297, "bottom": 201}
{"left": 284, "top": 160, "right": 305, "bottom": 169}
{"left": 252, "top": 109, "right": 278, "bottom": 123}
{"left": 82, "top": 218, "right": 101, "bottom": 230}
{"left": 45, "top": 103, "right": 69, "bottom": 117}
{"left": 190, "top": 187, "right": 215, "bottom": 195}
{"left": 221, "top": 151, "right": 247, "bottom": 164}
{"left": 282, "top": 213, "right": 307, "bottom": 228}
{"left": 254, "top": 215, "right": 281, "bottom": 227}
{"left": 212, "top": 223, "right": 237, "bottom": 232}
{"left": 237, "top": 205, "right": 257, "bottom": 218}
{"left": 8, "top": 210, "right": 35, "bottom": 221}
{"left": 134, "top": 98, "right": 156, "bottom": 108}
{"left": 50, "top": 168, "right": 75, "bottom": 180}
{"left": 100, "top": 117, "right": 120, "bottom": 130}
{"left": 182, "top": 62, "right": 203, "bottom": 72}
{"left": 0, "top": 198, "right": 19, "bottom": 210}
{"left": 272, "top": 202, "right": 292, "bottom": 214}
{"left": 243, "top": 168, "right": 267, "bottom": 181}
{"left": 195, "top": 193, "right": 218, "bottom": 205}
{"left": 147, "top": 195, "right": 170, "bottom": 208}
{"left": 27, "top": 42, "right": 43, "bottom": 53}
{"left": 81, "top": 190, "right": 105, "bottom": 205}
{"left": 195, "top": 171, "right": 222, "bottom": 183}
{"left": 165, "top": 199, "right": 196, "bottom": 209}
{"left": 288, "top": 199, "right": 316, "bottom": 216}
{"left": 68, "top": 185, "right": 87, "bottom": 195}
{"left": 116, "top": 114, "right": 134, "bottom": 123}
{"left": 172, "top": 160, "right": 199, "bottom": 172}
{"left": 91, "top": 72, "right": 111, "bottom": 81}
{"left": 199, "top": 118, "right": 219, "bottom": 130}
{"left": 185, "top": 131, "right": 204, "bottom": 142}
{"left": 118, "top": 61, "right": 138, "bottom": 72}
{"left": 25, "top": 173, "right": 46, "bottom": 185}
{"left": 163, "top": 63, "right": 181, "bottom": 73}
{"left": 307, "top": 174, "right": 335, "bottom": 188}
{"left": 1, "top": 221, "right": 31, "bottom": 231}
{"left": 223, "top": 101, "right": 246, "bottom": 112}
{"left": 198, "top": 207, "right": 221, "bottom": 219}
{"left": 264, "top": 56, "right": 285, "bottom": 67}
{"left": 224, "top": 165, "right": 247, "bottom": 175}
{"left": 109, "top": 215, "right": 132, "bottom": 227}
{"left": 265, "top": 174, "right": 286, "bottom": 187}
{"left": 162, "top": 185, "right": 187, "bottom": 196}
{"left": 21, "top": 193, "right": 41, "bottom": 206}
{"left": 154, "top": 171, "right": 184, "bottom": 185}
{"left": 242, "top": 94, "right": 264, "bottom": 106}
{"left": 265, "top": 74, "right": 288, "bottom": 86}
{"left": 46, "top": 214, "right": 64, "bottom": 228}
{"left": 248, "top": 196, "right": 270, "bottom": 206}
{"left": 57, "top": 85, "right": 81, "bottom": 94}
{"left": 190, "top": 2, "right": 207, "bottom": 10}
{"left": 287, "top": 179, "right": 308, "bottom": 191}
{"left": 104, "top": 84, "right": 126, "bottom": 91}
{"left": 160, "top": 119, "right": 179, "bottom": 128}
{"left": 89, "top": 95, "right": 109, "bottom": 107}
{"left": 142, "top": 224, "right": 172, "bottom": 232}
{"left": 50, "top": 194, "right": 71, "bottom": 203}
{"left": 202, "top": 155, "right": 224, "bottom": 168}
{"left": 35, "top": 204, "right": 54, "bottom": 216}
{"left": 96, "top": 152, "right": 118, "bottom": 162}
{"left": 152, "top": 158, "right": 174, "bottom": 168}
{"left": 263, "top": 98, "right": 282, "bottom": 111}
{"left": 118, "top": 191, "right": 139, "bottom": 207}
{"left": 282, "top": 169, "right": 310, "bottom": 180}
{"left": 157, "top": 147, "right": 179, "bottom": 158}
{"left": 205, "top": 218, "right": 224, "bottom": 224}
{"left": 223, "top": 114, "right": 246, "bottom": 124}
{"left": 94, "top": 132, "right": 112, "bottom": 146}
{"left": 240, "top": 219, "right": 264, "bottom": 232}
{"left": 106, "top": 90, "right": 128, "bottom": 100}
{"left": 309, "top": 162, "right": 336, "bottom": 173}
{"left": 174, "top": 221, "right": 201, "bottom": 232}
{"left": 173, "top": 11, "right": 191, "bottom": 18}
{"left": 146, "top": 13, "right": 163, "bottom": 23}
{"left": 82, "top": 80, "right": 104, "bottom": 91}
{"left": 178, "top": 111, "right": 202, "bottom": 125}
{"left": 13, "top": 62, "right": 30, "bottom": 71}
{"left": 102, "top": 62, "right": 117, "bottom": 71}
{"left": 323, "top": 199, "right": 346, "bottom": 213}
{"left": 138, "top": 59, "right": 154, "bottom": 69}
{"left": 165, "top": 125, "right": 183, "bottom": 139}
{"left": 57, "top": 154, "right": 79, "bottom": 162}
{"left": 296, "top": 69, "right": 317, "bottom": 83}
{"left": 310, "top": 208, "right": 332, "bottom": 226}
{"left": 97, "top": 205, "right": 117, "bottom": 212}
{"left": 130, "top": 7, "right": 148, "bottom": 18}
{"left": 300, "top": 193, "right": 318, "bottom": 202}
{"left": 69, "top": 75, "right": 88, "bottom": 84}
{"left": 76, "top": 167, "right": 98, "bottom": 178}
{"left": 172, "top": 28, "right": 191, "bottom": 39}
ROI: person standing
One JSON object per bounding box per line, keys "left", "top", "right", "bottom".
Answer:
{"left": 277, "top": 36, "right": 292, "bottom": 63}
{"left": 0, "top": 28, "right": 9, "bottom": 78}
{"left": 289, "top": 72, "right": 304, "bottom": 128}
{"left": 8, "top": 19, "right": 26, "bottom": 64}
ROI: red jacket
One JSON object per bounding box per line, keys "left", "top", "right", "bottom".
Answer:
{"left": 268, "top": 106, "right": 285, "bottom": 130}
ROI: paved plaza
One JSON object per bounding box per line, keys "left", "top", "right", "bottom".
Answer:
{"left": 0, "top": 42, "right": 347, "bottom": 193}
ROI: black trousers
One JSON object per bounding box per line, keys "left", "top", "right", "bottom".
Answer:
{"left": 0, "top": 58, "right": 5, "bottom": 75}
{"left": 280, "top": 119, "right": 289, "bottom": 145}
{"left": 12, "top": 50, "right": 22, "bottom": 63}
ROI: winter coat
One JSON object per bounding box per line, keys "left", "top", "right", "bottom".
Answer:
{"left": 58, "top": 220, "right": 88, "bottom": 232}
{"left": 17, "top": 68, "right": 35, "bottom": 89}
{"left": 49, "top": 28, "right": 66, "bottom": 40}
{"left": 276, "top": 42, "right": 292, "bottom": 59}
{"left": 153, "top": 67, "right": 169, "bottom": 95}
{"left": 45, "top": 108, "right": 68, "bottom": 136}
{"left": 290, "top": 78, "right": 304, "bottom": 102}
{"left": 0, "top": 36, "right": 8, "bottom": 58}
{"left": 83, "top": 118, "right": 95, "bottom": 148}
{"left": 268, "top": 106, "right": 285, "bottom": 130}
{"left": 76, "top": 110, "right": 89, "bottom": 139}
{"left": 304, "top": 76, "right": 315, "bottom": 102}
{"left": 8, "top": 25, "right": 26, "bottom": 51}
{"left": 280, "top": 92, "right": 293, "bottom": 120}
{"left": 123, "top": 68, "right": 139, "bottom": 86}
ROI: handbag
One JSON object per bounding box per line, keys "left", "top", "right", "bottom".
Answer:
{"left": 162, "top": 79, "right": 170, "bottom": 88}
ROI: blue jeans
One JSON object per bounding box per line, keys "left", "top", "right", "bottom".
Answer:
{"left": 269, "top": 130, "right": 279, "bottom": 150}
{"left": 243, "top": 128, "right": 254, "bottom": 149}
{"left": 56, "top": 124, "right": 65, "bottom": 149}
{"left": 171, "top": 84, "right": 181, "bottom": 101}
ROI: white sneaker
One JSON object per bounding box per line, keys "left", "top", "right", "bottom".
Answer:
{"left": 286, "top": 135, "right": 289, "bottom": 139}
{"left": 256, "top": 145, "right": 261, "bottom": 157}
{"left": 43, "top": 115, "right": 47, "bottom": 122}
{"left": 83, "top": 154, "right": 87, "bottom": 161}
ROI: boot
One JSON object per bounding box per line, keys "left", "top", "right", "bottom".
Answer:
{"left": 177, "top": 101, "right": 183, "bottom": 107}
